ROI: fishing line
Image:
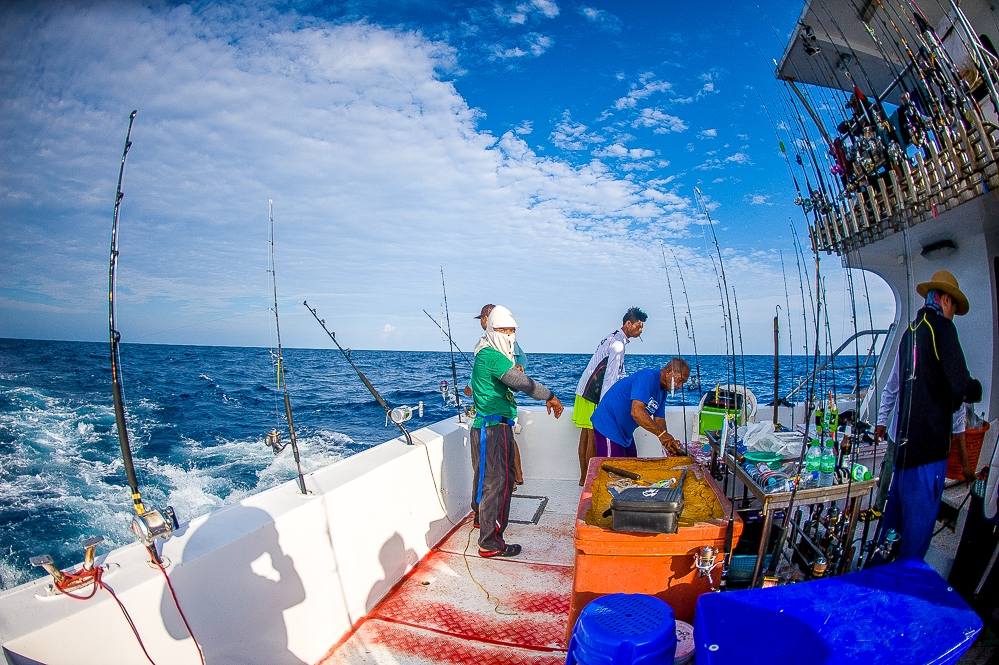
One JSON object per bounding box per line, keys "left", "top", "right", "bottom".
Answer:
{"left": 660, "top": 244, "right": 689, "bottom": 454}
{"left": 671, "top": 248, "right": 703, "bottom": 395}
{"left": 439, "top": 267, "right": 462, "bottom": 415}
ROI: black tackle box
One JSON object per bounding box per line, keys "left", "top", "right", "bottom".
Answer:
{"left": 610, "top": 471, "right": 686, "bottom": 534}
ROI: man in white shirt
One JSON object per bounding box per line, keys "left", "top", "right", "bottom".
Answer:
{"left": 573, "top": 307, "right": 647, "bottom": 485}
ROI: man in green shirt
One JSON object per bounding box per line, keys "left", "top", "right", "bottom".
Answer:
{"left": 470, "top": 305, "right": 563, "bottom": 558}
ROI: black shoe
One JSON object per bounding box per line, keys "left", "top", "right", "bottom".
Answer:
{"left": 478, "top": 544, "right": 521, "bottom": 558}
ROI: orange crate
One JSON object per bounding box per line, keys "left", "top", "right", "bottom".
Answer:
{"left": 568, "top": 456, "right": 742, "bottom": 635}
{"left": 947, "top": 423, "right": 990, "bottom": 480}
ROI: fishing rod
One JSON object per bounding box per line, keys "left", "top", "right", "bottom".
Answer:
{"left": 693, "top": 187, "right": 737, "bottom": 390}
{"left": 438, "top": 267, "right": 462, "bottom": 417}
{"left": 304, "top": 301, "right": 416, "bottom": 446}
{"left": 671, "top": 248, "right": 703, "bottom": 395}
{"left": 779, "top": 249, "right": 795, "bottom": 425}
{"left": 773, "top": 308, "right": 781, "bottom": 426}
{"left": 108, "top": 110, "right": 177, "bottom": 561}
{"left": 732, "top": 285, "right": 749, "bottom": 427}
{"left": 766, "top": 237, "right": 827, "bottom": 580}
{"left": 263, "top": 201, "right": 307, "bottom": 495}
{"left": 661, "top": 244, "right": 688, "bottom": 454}
{"left": 421, "top": 309, "right": 473, "bottom": 367}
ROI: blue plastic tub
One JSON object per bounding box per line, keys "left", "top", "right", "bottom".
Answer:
{"left": 566, "top": 593, "right": 677, "bottom": 665}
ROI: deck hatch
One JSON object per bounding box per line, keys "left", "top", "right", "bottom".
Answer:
{"left": 509, "top": 494, "right": 548, "bottom": 524}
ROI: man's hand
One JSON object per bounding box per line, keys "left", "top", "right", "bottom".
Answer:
{"left": 463, "top": 385, "right": 472, "bottom": 398}
{"left": 874, "top": 425, "right": 887, "bottom": 443}
{"left": 546, "top": 395, "right": 563, "bottom": 419}
{"left": 658, "top": 431, "right": 681, "bottom": 455}
{"left": 963, "top": 465, "right": 977, "bottom": 483}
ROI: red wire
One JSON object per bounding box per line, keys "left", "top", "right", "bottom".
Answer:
{"left": 50, "top": 547, "right": 204, "bottom": 665}
{"left": 152, "top": 548, "right": 207, "bottom": 665}
{"left": 55, "top": 567, "right": 158, "bottom": 664}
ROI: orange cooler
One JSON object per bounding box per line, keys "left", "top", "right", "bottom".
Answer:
{"left": 568, "top": 456, "right": 742, "bottom": 634}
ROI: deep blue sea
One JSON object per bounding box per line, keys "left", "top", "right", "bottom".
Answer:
{"left": 0, "top": 338, "right": 874, "bottom": 589}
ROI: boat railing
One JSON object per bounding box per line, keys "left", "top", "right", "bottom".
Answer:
{"left": 783, "top": 326, "right": 893, "bottom": 406}
{"left": 811, "top": 113, "right": 999, "bottom": 256}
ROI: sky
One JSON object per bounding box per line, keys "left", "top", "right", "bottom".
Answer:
{"left": 0, "top": 0, "right": 895, "bottom": 355}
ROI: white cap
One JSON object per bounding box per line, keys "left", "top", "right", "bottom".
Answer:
{"left": 487, "top": 305, "right": 517, "bottom": 329}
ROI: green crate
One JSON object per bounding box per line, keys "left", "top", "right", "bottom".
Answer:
{"left": 698, "top": 405, "right": 742, "bottom": 435}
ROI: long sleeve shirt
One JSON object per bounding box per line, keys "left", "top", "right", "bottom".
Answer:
{"left": 575, "top": 329, "right": 629, "bottom": 401}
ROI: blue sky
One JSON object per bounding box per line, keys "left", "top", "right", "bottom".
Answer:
{"left": 0, "top": 0, "right": 894, "bottom": 354}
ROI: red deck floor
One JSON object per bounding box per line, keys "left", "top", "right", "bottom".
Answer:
{"left": 320, "top": 480, "right": 579, "bottom": 664}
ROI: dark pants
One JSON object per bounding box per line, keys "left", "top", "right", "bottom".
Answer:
{"left": 593, "top": 429, "right": 637, "bottom": 458}
{"left": 877, "top": 458, "right": 948, "bottom": 561}
{"left": 470, "top": 423, "right": 517, "bottom": 552}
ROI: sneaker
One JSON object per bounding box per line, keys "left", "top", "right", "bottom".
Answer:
{"left": 478, "top": 544, "right": 521, "bottom": 558}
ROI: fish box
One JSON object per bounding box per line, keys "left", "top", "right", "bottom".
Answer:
{"left": 569, "top": 457, "right": 742, "bottom": 636}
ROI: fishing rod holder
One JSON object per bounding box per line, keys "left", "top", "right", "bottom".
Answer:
{"left": 30, "top": 536, "right": 107, "bottom": 593}
{"left": 386, "top": 402, "right": 423, "bottom": 427}
{"left": 131, "top": 506, "right": 178, "bottom": 548}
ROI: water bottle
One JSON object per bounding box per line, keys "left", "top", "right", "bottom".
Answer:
{"left": 850, "top": 463, "right": 872, "bottom": 481}
{"left": 803, "top": 440, "right": 822, "bottom": 488}
{"left": 819, "top": 439, "right": 836, "bottom": 487}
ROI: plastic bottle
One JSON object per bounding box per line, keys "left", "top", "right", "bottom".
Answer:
{"left": 803, "top": 439, "right": 822, "bottom": 489}
{"left": 819, "top": 439, "right": 836, "bottom": 487}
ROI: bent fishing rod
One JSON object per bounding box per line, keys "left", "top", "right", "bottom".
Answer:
{"left": 671, "top": 248, "right": 702, "bottom": 394}
{"left": 264, "top": 201, "right": 307, "bottom": 495}
{"left": 108, "top": 111, "right": 179, "bottom": 564}
{"left": 304, "top": 301, "right": 414, "bottom": 446}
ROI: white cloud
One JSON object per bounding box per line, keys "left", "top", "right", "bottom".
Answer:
{"left": 613, "top": 78, "right": 672, "bottom": 110}
{"left": 579, "top": 6, "right": 622, "bottom": 31}
{"left": 514, "top": 120, "right": 533, "bottom": 135}
{"left": 698, "top": 128, "right": 718, "bottom": 139}
{"left": 382, "top": 323, "right": 397, "bottom": 335}
{"left": 593, "top": 143, "right": 655, "bottom": 159}
{"left": 550, "top": 110, "right": 604, "bottom": 150}
{"left": 495, "top": 0, "right": 559, "bottom": 24}
{"left": 725, "top": 152, "right": 752, "bottom": 165}
{"left": 631, "top": 108, "right": 688, "bottom": 134}
{"left": 492, "top": 32, "right": 553, "bottom": 59}
{"left": 746, "top": 194, "right": 771, "bottom": 205}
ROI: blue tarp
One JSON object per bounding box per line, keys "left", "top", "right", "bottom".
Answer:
{"left": 694, "top": 559, "right": 982, "bottom": 664}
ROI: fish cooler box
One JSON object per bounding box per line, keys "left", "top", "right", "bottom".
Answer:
{"left": 569, "top": 457, "right": 742, "bottom": 635}
{"left": 697, "top": 390, "right": 744, "bottom": 435}
{"left": 609, "top": 470, "right": 687, "bottom": 534}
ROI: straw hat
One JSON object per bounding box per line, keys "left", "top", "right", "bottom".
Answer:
{"left": 916, "top": 270, "right": 969, "bottom": 315}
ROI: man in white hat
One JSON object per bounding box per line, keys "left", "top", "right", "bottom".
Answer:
{"left": 874, "top": 270, "right": 980, "bottom": 562}
{"left": 469, "top": 305, "right": 563, "bottom": 558}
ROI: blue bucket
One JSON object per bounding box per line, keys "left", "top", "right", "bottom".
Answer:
{"left": 566, "top": 593, "right": 677, "bottom": 665}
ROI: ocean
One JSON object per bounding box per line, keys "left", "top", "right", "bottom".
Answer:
{"left": 0, "top": 337, "right": 874, "bottom": 589}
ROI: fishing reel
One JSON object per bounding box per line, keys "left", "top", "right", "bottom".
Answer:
{"left": 131, "top": 505, "right": 178, "bottom": 548}
{"left": 695, "top": 545, "right": 721, "bottom": 590}
{"left": 386, "top": 402, "right": 424, "bottom": 427}
{"left": 440, "top": 380, "right": 458, "bottom": 408}
{"left": 265, "top": 428, "right": 290, "bottom": 454}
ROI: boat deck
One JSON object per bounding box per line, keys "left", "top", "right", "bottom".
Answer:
{"left": 319, "top": 478, "right": 582, "bottom": 664}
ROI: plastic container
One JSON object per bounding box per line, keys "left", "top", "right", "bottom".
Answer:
{"left": 570, "top": 457, "right": 742, "bottom": 633}
{"left": 565, "top": 593, "right": 677, "bottom": 665}
{"left": 818, "top": 439, "right": 835, "bottom": 487}
{"left": 946, "top": 422, "right": 990, "bottom": 480}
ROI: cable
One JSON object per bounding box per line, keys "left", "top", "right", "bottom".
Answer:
{"left": 152, "top": 548, "right": 206, "bottom": 665}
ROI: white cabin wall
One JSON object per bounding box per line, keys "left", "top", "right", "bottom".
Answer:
{"left": 851, "top": 194, "right": 998, "bottom": 424}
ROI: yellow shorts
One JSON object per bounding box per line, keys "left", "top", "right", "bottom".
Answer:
{"left": 572, "top": 394, "right": 597, "bottom": 429}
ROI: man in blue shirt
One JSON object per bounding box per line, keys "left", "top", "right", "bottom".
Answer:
{"left": 590, "top": 358, "right": 689, "bottom": 458}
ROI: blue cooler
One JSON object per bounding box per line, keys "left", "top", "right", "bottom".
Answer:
{"left": 566, "top": 593, "right": 677, "bottom": 665}
{"left": 694, "top": 559, "right": 982, "bottom": 664}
